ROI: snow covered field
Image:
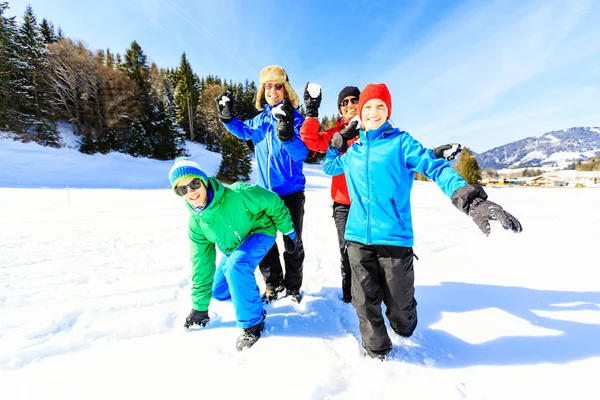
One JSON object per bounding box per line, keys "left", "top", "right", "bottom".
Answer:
{"left": 1, "top": 138, "right": 599, "bottom": 399}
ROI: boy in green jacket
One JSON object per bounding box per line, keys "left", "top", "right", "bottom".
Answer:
{"left": 169, "top": 158, "right": 296, "bottom": 351}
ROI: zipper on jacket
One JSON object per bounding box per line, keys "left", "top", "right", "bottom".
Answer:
{"left": 289, "top": 157, "right": 292, "bottom": 178}
{"left": 267, "top": 111, "right": 274, "bottom": 190}
{"left": 391, "top": 199, "right": 407, "bottom": 230}
{"left": 366, "top": 138, "right": 371, "bottom": 245}
{"left": 234, "top": 231, "right": 242, "bottom": 241}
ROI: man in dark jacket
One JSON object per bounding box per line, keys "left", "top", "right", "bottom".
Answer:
{"left": 215, "top": 65, "right": 308, "bottom": 303}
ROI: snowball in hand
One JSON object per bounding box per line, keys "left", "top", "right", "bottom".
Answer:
{"left": 307, "top": 82, "right": 321, "bottom": 98}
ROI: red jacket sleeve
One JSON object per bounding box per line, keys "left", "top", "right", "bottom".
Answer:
{"left": 300, "top": 117, "right": 341, "bottom": 153}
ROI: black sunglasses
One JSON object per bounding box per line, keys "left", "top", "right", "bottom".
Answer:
{"left": 175, "top": 178, "right": 204, "bottom": 196}
{"left": 340, "top": 98, "right": 359, "bottom": 107}
{"left": 264, "top": 83, "right": 284, "bottom": 91}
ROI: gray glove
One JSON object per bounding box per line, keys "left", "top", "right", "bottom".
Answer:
{"left": 452, "top": 185, "right": 523, "bottom": 236}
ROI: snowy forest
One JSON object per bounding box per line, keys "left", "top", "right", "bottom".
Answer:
{"left": 0, "top": 2, "right": 340, "bottom": 182}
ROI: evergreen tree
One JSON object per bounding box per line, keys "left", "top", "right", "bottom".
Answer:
{"left": 121, "top": 43, "right": 183, "bottom": 159}
{"left": 123, "top": 41, "right": 149, "bottom": 97}
{"left": 0, "top": 1, "right": 20, "bottom": 130}
{"left": 218, "top": 132, "right": 252, "bottom": 182}
{"left": 13, "top": 5, "right": 56, "bottom": 143}
{"left": 173, "top": 52, "right": 199, "bottom": 141}
{"left": 105, "top": 48, "right": 114, "bottom": 66}
{"left": 39, "top": 18, "right": 56, "bottom": 44}
{"left": 454, "top": 147, "right": 482, "bottom": 184}
{"left": 197, "top": 82, "right": 228, "bottom": 151}
{"left": 148, "top": 63, "right": 185, "bottom": 159}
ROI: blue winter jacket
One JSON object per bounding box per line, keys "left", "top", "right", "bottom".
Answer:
{"left": 323, "top": 122, "right": 467, "bottom": 247}
{"left": 223, "top": 104, "right": 308, "bottom": 196}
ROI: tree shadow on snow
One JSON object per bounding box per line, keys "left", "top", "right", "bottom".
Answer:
{"left": 400, "top": 282, "right": 600, "bottom": 368}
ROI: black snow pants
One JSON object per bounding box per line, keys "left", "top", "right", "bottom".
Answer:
{"left": 333, "top": 202, "right": 352, "bottom": 300}
{"left": 347, "top": 242, "right": 418, "bottom": 358}
{"left": 258, "top": 190, "right": 305, "bottom": 292}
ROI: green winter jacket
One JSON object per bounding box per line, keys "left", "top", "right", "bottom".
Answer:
{"left": 186, "top": 177, "right": 294, "bottom": 311}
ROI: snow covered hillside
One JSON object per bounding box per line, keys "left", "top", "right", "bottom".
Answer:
{"left": 1, "top": 138, "right": 599, "bottom": 400}
{"left": 476, "top": 127, "right": 600, "bottom": 169}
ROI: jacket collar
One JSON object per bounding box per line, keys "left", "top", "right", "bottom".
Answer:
{"left": 361, "top": 121, "right": 393, "bottom": 142}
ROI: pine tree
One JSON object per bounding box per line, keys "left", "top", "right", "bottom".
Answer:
{"left": 454, "top": 147, "right": 482, "bottom": 184}
{"left": 218, "top": 132, "right": 252, "bottom": 182}
{"left": 39, "top": 18, "right": 56, "bottom": 44}
{"left": 0, "top": 1, "right": 20, "bottom": 130}
{"left": 13, "top": 5, "right": 56, "bottom": 143}
{"left": 197, "top": 82, "right": 229, "bottom": 151}
{"left": 123, "top": 40, "right": 149, "bottom": 97}
{"left": 173, "top": 52, "right": 199, "bottom": 141}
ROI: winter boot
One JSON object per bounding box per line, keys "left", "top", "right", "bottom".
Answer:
{"left": 362, "top": 352, "right": 387, "bottom": 361}
{"left": 261, "top": 284, "right": 285, "bottom": 304}
{"left": 286, "top": 289, "right": 303, "bottom": 303}
{"left": 236, "top": 311, "right": 267, "bottom": 351}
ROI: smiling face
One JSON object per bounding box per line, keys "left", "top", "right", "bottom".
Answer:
{"left": 176, "top": 177, "right": 208, "bottom": 208}
{"left": 264, "top": 80, "right": 286, "bottom": 106}
{"left": 340, "top": 96, "right": 359, "bottom": 120}
{"left": 361, "top": 98, "right": 389, "bottom": 131}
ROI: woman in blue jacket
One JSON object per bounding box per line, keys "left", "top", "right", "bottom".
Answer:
{"left": 214, "top": 65, "right": 308, "bottom": 303}
{"left": 323, "top": 83, "right": 522, "bottom": 360}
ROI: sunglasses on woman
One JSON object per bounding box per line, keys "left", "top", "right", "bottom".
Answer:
{"left": 264, "top": 83, "right": 284, "bottom": 91}
{"left": 175, "top": 178, "right": 204, "bottom": 196}
{"left": 340, "top": 98, "right": 359, "bottom": 107}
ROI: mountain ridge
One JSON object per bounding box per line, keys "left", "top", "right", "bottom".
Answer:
{"left": 475, "top": 127, "right": 600, "bottom": 169}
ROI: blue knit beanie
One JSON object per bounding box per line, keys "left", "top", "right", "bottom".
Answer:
{"left": 168, "top": 157, "right": 209, "bottom": 191}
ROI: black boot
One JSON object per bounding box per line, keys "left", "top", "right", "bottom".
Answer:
{"left": 236, "top": 311, "right": 266, "bottom": 351}
{"left": 286, "top": 289, "right": 303, "bottom": 303}
{"left": 261, "top": 283, "right": 285, "bottom": 304}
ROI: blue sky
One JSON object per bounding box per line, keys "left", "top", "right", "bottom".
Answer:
{"left": 7, "top": 0, "right": 600, "bottom": 152}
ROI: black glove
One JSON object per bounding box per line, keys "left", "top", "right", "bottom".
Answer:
{"left": 283, "top": 231, "right": 297, "bottom": 253}
{"left": 303, "top": 82, "right": 322, "bottom": 118}
{"left": 184, "top": 309, "right": 210, "bottom": 329}
{"left": 215, "top": 92, "right": 235, "bottom": 123}
{"left": 273, "top": 98, "right": 296, "bottom": 142}
{"left": 432, "top": 143, "right": 462, "bottom": 161}
{"left": 452, "top": 185, "right": 523, "bottom": 236}
{"left": 330, "top": 120, "right": 360, "bottom": 152}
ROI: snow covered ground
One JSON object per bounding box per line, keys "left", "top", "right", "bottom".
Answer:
{"left": 1, "top": 137, "right": 599, "bottom": 400}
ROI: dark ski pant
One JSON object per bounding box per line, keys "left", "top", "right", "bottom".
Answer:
{"left": 258, "top": 190, "right": 305, "bottom": 292}
{"left": 347, "top": 242, "right": 418, "bottom": 358}
{"left": 212, "top": 234, "right": 275, "bottom": 329}
{"left": 333, "top": 202, "right": 352, "bottom": 299}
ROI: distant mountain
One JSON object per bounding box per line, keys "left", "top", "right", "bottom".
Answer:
{"left": 476, "top": 127, "right": 600, "bottom": 169}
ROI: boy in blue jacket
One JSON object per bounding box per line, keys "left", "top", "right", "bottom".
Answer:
{"left": 215, "top": 66, "right": 308, "bottom": 303}
{"left": 323, "top": 83, "right": 522, "bottom": 360}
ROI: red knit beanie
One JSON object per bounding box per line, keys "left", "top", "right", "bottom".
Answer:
{"left": 358, "top": 83, "right": 392, "bottom": 119}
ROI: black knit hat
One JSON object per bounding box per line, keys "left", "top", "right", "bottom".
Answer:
{"left": 337, "top": 86, "right": 361, "bottom": 111}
